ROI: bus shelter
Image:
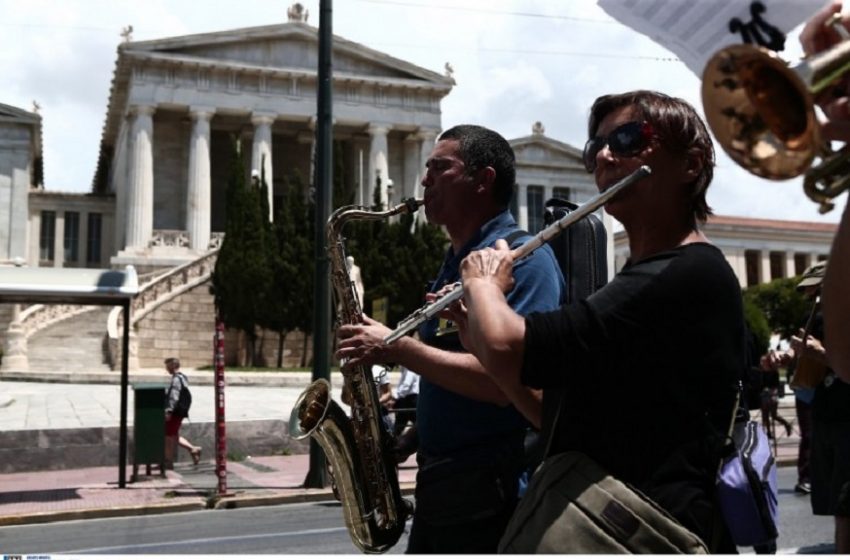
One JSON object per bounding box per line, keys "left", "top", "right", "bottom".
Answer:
{"left": 0, "top": 265, "right": 139, "bottom": 487}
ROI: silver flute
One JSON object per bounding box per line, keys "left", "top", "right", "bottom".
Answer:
{"left": 383, "top": 165, "right": 651, "bottom": 344}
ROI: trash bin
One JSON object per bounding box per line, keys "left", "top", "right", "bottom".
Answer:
{"left": 132, "top": 382, "right": 168, "bottom": 480}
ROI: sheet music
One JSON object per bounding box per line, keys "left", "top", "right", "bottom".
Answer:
{"left": 597, "top": 0, "right": 825, "bottom": 77}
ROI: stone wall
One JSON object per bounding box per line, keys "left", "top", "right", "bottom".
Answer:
{"left": 0, "top": 419, "right": 309, "bottom": 473}
{"left": 135, "top": 279, "right": 314, "bottom": 369}
{"left": 0, "top": 303, "right": 12, "bottom": 358}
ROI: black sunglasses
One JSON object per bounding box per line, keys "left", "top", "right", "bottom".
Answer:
{"left": 583, "top": 121, "right": 654, "bottom": 173}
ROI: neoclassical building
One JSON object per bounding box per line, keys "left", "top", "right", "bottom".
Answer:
{"left": 0, "top": 8, "right": 840, "bottom": 371}
{"left": 94, "top": 10, "right": 453, "bottom": 270}
{"left": 0, "top": 103, "right": 41, "bottom": 266}
{"left": 615, "top": 215, "right": 837, "bottom": 287}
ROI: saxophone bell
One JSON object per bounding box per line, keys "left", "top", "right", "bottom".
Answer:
{"left": 290, "top": 198, "right": 421, "bottom": 553}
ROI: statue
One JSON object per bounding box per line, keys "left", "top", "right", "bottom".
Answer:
{"left": 444, "top": 62, "right": 456, "bottom": 84}
{"left": 287, "top": 3, "right": 309, "bottom": 23}
{"left": 346, "top": 255, "right": 364, "bottom": 310}
{"left": 532, "top": 121, "right": 545, "bottom": 136}
{"left": 120, "top": 25, "right": 133, "bottom": 43}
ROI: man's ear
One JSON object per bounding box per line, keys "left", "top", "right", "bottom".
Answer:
{"left": 475, "top": 166, "right": 497, "bottom": 194}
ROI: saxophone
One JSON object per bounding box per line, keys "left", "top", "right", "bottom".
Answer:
{"left": 289, "top": 198, "right": 422, "bottom": 553}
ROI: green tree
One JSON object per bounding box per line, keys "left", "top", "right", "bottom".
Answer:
{"left": 743, "top": 295, "right": 771, "bottom": 356}
{"left": 211, "top": 140, "right": 274, "bottom": 366}
{"left": 255, "top": 160, "right": 282, "bottom": 366}
{"left": 743, "top": 276, "right": 810, "bottom": 339}
{"left": 270, "top": 170, "right": 315, "bottom": 367}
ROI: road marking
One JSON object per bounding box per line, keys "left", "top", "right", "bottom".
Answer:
{"left": 56, "top": 526, "right": 349, "bottom": 554}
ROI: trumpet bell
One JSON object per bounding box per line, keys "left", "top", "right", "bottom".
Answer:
{"left": 702, "top": 44, "right": 819, "bottom": 180}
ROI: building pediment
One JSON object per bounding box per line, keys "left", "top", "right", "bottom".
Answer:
{"left": 0, "top": 103, "right": 40, "bottom": 124}
{"left": 124, "top": 22, "right": 451, "bottom": 87}
{"left": 511, "top": 132, "right": 584, "bottom": 169}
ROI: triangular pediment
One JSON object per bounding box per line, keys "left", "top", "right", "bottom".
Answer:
{"left": 126, "top": 22, "right": 450, "bottom": 86}
{"left": 511, "top": 133, "right": 583, "bottom": 168}
{"left": 0, "top": 102, "right": 40, "bottom": 123}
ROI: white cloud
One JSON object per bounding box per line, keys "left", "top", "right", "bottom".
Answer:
{"left": 0, "top": 0, "right": 842, "bottom": 224}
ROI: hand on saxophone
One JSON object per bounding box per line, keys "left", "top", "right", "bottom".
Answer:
{"left": 801, "top": 0, "right": 850, "bottom": 141}
{"left": 336, "top": 314, "right": 393, "bottom": 371}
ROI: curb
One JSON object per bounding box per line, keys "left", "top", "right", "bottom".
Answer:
{"left": 213, "top": 483, "right": 417, "bottom": 510}
{"left": 0, "top": 500, "right": 207, "bottom": 527}
{"left": 0, "top": 483, "right": 417, "bottom": 527}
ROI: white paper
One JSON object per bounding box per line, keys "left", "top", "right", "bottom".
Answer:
{"left": 598, "top": 0, "right": 826, "bottom": 77}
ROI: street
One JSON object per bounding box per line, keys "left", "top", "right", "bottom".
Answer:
{"left": 0, "top": 466, "right": 836, "bottom": 554}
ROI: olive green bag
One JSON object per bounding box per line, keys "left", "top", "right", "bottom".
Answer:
{"left": 498, "top": 451, "right": 708, "bottom": 554}
{"left": 498, "top": 397, "right": 708, "bottom": 554}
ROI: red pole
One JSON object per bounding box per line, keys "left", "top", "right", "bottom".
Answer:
{"left": 214, "top": 317, "right": 228, "bottom": 496}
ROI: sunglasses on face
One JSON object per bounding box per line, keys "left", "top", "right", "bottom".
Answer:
{"left": 583, "top": 121, "right": 654, "bottom": 173}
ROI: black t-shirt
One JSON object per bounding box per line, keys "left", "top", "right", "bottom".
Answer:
{"left": 522, "top": 243, "right": 743, "bottom": 546}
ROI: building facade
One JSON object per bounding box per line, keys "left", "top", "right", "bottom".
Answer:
{"left": 94, "top": 12, "right": 453, "bottom": 270}
{"left": 614, "top": 215, "right": 837, "bottom": 287}
{"left": 0, "top": 103, "right": 41, "bottom": 265}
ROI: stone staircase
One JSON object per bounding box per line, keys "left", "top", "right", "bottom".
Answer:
{"left": 26, "top": 307, "right": 114, "bottom": 373}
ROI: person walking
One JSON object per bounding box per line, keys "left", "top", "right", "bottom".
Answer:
{"left": 164, "top": 357, "right": 201, "bottom": 467}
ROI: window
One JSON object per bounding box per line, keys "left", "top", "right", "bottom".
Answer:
{"left": 794, "top": 254, "right": 808, "bottom": 276}
{"left": 39, "top": 211, "right": 56, "bottom": 261}
{"left": 527, "top": 186, "right": 544, "bottom": 233}
{"left": 553, "top": 186, "right": 571, "bottom": 202}
{"left": 769, "top": 251, "right": 785, "bottom": 280}
{"left": 745, "top": 250, "right": 760, "bottom": 287}
{"left": 64, "top": 211, "right": 80, "bottom": 263}
{"left": 87, "top": 213, "right": 102, "bottom": 265}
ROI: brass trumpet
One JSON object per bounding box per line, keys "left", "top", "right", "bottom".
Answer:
{"left": 702, "top": 16, "right": 850, "bottom": 213}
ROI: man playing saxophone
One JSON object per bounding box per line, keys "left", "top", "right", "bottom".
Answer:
{"left": 336, "top": 124, "right": 565, "bottom": 554}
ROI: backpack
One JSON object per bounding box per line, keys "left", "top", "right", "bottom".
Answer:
{"left": 173, "top": 373, "right": 192, "bottom": 418}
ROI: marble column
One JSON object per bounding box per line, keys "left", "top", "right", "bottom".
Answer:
{"left": 416, "top": 129, "right": 438, "bottom": 202}
{"left": 784, "top": 251, "right": 796, "bottom": 279}
{"left": 403, "top": 134, "right": 420, "bottom": 203}
{"left": 517, "top": 184, "right": 529, "bottom": 230}
{"left": 760, "top": 250, "right": 771, "bottom": 284}
{"left": 187, "top": 107, "right": 214, "bottom": 251}
{"left": 251, "top": 112, "right": 275, "bottom": 221}
{"left": 125, "top": 105, "right": 156, "bottom": 250}
{"left": 53, "top": 211, "right": 65, "bottom": 268}
{"left": 368, "top": 124, "right": 390, "bottom": 208}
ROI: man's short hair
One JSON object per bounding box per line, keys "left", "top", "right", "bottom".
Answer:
{"left": 438, "top": 124, "right": 516, "bottom": 207}
{"left": 165, "top": 357, "right": 180, "bottom": 368}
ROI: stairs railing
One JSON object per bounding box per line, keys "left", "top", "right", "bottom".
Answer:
{"left": 106, "top": 248, "right": 219, "bottom": 369}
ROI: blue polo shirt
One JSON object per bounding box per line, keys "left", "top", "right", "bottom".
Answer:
{"left": 417, "top": 210, "right": 566, "bottom": 456}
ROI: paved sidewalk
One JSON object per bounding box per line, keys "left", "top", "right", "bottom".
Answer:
{"left": 0, "top": 373, "right": 804, "bottom": 528}
{"left": 0, "top": 452, "right": 418, "bottom": 527}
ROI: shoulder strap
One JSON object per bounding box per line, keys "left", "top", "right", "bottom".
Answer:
{"left": 503, "top": 229, "right": 530, "bottom": 248}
